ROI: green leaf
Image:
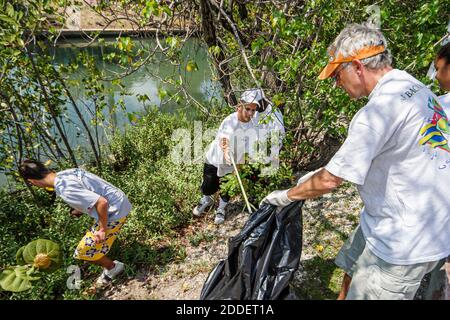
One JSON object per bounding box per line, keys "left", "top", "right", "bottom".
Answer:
{"left": 6, "top": 3, "right": 15, "bottom": 18}
{"left": 22, "top": 239, "right": 62, "bottom": 273}
{"left": 161, "top": 5, "right": 172, "bottom": 16}
{"left": 0, "top": 14, "right": 17, "bottom": 27}
{"left": 15, "top": 245, "right": 27, "bottom": 265}
{"left": 0, "top": 266, "right": 33, "bottom": 292}
{"left": 137, "top": 94, "right": 150, "bottom": 103}
{"left": 127, "top": 112, "right": 138, "bottom": 124}
{"left": 158, "top": 88, "right": 168, "bottom": 100}
{"left": 186, "top": 60, "right": 198, "bottom": 72}
{"left": 166, "top": 37, "right": 179, "bottom": 48}
{"left": 208, "top": 45, "right": 221, "bottom": 57}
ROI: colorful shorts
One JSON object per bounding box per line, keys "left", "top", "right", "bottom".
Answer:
{"left": 73, "top": 217, "right": 126, "bottom": 261}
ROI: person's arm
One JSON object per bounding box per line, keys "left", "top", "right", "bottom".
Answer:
{"left": 287, "top": 168, "right": 343, "bottom": 200}
{"left": 260, "top": 168, "right": 343, "bottom": 209}
{"left": 93, "top": 196, "right": 109, "bottom": 244}
{"left": 220, "top": 137, "right": 231, "bottom": 164}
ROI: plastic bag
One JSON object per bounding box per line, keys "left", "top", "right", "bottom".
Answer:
{"left": 200, "top": 201, "right": 303, "bottom": 300}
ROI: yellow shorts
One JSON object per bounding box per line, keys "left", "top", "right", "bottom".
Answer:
{"left": 73, "top": 217, "right": 126, "bottom": 261}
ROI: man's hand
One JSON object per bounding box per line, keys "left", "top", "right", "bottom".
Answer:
{"left": 260, "top": 189, "right": 293, "bottom": 210}
{"left": 220, "top": 138, "right": 231, "bottom": 165}
{"left": 93, "top": 229, "right": 106, "bottom": 244}
{"left": 224, "top": 150, "right": 232, "bottom": 165}
{"left": 94, "top": 196, "right": 109, "bottom": 244}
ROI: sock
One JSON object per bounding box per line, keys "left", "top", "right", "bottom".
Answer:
{"left": 218, "top": 197, "right": 228, "bottom": 210}
{"left": 202, "top": 195, "right": 212, "bottom": 203}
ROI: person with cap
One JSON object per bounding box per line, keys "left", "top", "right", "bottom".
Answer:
{"left": 242, "top": 88, "right": 286, "bottom": 148}
{"left": 261, "top": 22, "right": 450, "bottom": 299}
{"left": 241, "top": 88, "right": 286, "bottom": 178}
{"left": 192, "top": 90, "right": 262, "bottom": 224}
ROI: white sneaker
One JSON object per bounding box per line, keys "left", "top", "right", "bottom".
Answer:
{"left": 95, "top": 260, "right": 124, "bottom": 287}
{"left": 106, "top": 260, "right": 124, "bottom": 278}
{"left": 95, "top": 271, "right": 110, "bottom": 288}
{"left": 193, "top": 196, "right": 214, "bottom": 217}
{"left": 214, "top": 208, "right": 225, "bottom": 225}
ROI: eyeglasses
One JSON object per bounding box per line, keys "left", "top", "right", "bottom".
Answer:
{"left": 333, "top": 63, "right": 350, "bottom": 82}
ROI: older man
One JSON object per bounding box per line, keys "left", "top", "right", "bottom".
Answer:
{"left": 262, "top": 23, "right": 450, "bottom": 299}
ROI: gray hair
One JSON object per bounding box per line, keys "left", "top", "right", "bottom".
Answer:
{"left": 329, "top": 22, "right": 392, "bottom": 70}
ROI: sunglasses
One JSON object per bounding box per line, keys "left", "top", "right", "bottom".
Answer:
{"left": 333, "top": 63, "right": 350, "bottom": 82}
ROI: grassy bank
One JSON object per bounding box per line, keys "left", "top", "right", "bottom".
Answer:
{"left": 0, "top": 109, "right": 294, "bottom": 299}
{"left": 0, "top": 110, "right": 203, "bottom": 299}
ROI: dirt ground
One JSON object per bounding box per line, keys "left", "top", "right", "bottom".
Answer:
{"left": 99, "top": 182, "right": 363, "bottom": 300}
{"left": 100, "top": 202, "right": 250, "bottom": 300}
{"left": 97, "top": 180, "right": 448, "bottom": 300}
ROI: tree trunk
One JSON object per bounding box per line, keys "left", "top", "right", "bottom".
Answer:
{"left": 199, "top": 0, "right": 237, "bottom": 106}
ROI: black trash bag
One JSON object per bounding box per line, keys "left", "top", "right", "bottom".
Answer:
{"left": 200, "top": 200, "right": 303, "bottom": 300}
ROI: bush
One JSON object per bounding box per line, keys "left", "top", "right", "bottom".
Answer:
{"left": 220, "top": 160, "right": 294, "bottom": 207}
{"left": 0, "top": 111, "right": 208, "bottom": 299}
{"left": 0, "top": 189, "right": 94, "bottom": 300}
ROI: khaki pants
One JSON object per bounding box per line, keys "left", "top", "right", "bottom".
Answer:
{"left": 335, "top": 225, "right": 442, "bottom": 300}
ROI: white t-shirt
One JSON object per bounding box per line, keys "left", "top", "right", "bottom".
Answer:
{"left": 325, "top": 69, "right": 450, "bottom": 265}
{"left": 205, "top": 112, "right": 259, "bottom": 176}
{"left": 55, "top": 169, "right": 132, "bottom": 221}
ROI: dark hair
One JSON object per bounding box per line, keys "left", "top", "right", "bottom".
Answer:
{"left": 437, "top": 42, "right": 450, "bottom": 64}
{"left": 257, "top": 98, "right": 269, "bottom": 113}
{"left": 19, "top": 159, "right": 52, "bottom": 180}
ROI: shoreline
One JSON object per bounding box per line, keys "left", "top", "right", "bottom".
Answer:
{"left": 39, "top": 28, "right": 191, "bottom": 40}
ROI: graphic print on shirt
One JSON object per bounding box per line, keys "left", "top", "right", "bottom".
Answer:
{"left": 419, "top": 96, "right": 450, "bottom": 153}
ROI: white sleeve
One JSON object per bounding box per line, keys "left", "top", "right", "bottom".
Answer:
{"left": 217, "top": 118, "right": 235, "bottom": 141}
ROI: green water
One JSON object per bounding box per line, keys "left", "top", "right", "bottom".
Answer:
{"left": 51, "top": 36, "right": 220, "bottom": 144}
{"left": 1, "top": 37, "right": 220, "bottom": 188}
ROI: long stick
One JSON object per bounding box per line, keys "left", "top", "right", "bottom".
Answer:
{"left": 228, "top": 150, "right": 253, "bottom": 214}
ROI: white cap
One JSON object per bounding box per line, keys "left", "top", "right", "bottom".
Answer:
{"left": 240, "top": 88, "right": 265, "bottom": 108}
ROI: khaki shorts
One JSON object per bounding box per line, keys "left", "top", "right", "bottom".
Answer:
{"left": 335, "top": 225, "right": 442, "bottom": 300}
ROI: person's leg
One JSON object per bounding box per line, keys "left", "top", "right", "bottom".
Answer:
{"left": 218, "top": 177, "right": 230, "bottom": 209}
{"left": 194, "top": 163, "right": 218, "bottom": 216}
{"left": 74, "top": 217, "right": 127, "bottom": 286}
{"left": 218, "top": 195, "right": 229, "bottom": 209}
{"left": 90, "top": 255, "right": 115, "bottom": 270}
{"left": 337, "top": 273, "right": 352, "bottom": 300}
{"left": 334, "top": 225, "right": 366, "bottom": 300}
{"left": 346, "top": 246, "right": 441, "bottom": 300}
{"left": 201, "top": 163, "right": 220, "bottom": 196}
{"left": 214, "top": 174, "right": 231, "bottom": 224}
{"left": 424, "top": 257, "right": 446, "bottom": 300}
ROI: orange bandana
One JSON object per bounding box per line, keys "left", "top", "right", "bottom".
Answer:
{"left": 318, "top": 45, "right": 386, "bottom": 80}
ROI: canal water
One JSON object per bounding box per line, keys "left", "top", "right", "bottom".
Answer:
{"left": 1, "top": 37, "right": 220, "bottom": 188}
